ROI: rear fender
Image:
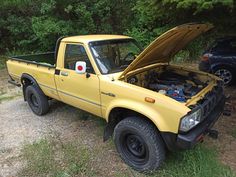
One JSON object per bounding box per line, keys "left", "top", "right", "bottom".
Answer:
{"left": 21, "top": 73, "right": 41, "bottom": 101}
{"left": 211, "top": 63, "right": 235, "bottom": 73}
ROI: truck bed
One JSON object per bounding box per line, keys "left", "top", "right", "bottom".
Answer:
{"left": 6, "top": 52, "right": 59, "bottom": 101}
{"left": 11, "top": 52, "right": 55, "bottom": 67}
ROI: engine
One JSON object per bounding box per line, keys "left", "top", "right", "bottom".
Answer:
{"left": 144, "top": 71, "right": 206, "bottom": 102}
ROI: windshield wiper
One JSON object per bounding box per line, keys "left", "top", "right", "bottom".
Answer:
{"left": 119, "top": 64, "right": 129, "bottom": 69}
{"left": 107, "top": 65, "right": 129, "bottom": 74}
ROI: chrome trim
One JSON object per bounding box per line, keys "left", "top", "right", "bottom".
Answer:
{"left": 39, "top": 83, "right": 101, "bottom": 107}
{"left": 58, "top": 89, "right": 101, "bottom": 107}
{"left": 61, "top": 71, "right": 69, "bottom": 76}
{"left": 38, "top": 83, "right": 56, "bottom": 91}
{"left": 101, "top": 91, "right": 116, "bottom": 97}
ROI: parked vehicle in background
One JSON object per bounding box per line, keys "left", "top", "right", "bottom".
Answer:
{"left": 6, "top": 23, "right": 225, "bottom": 172}
{"left": 199, "top": 37, "right": 236, "bottom": 85}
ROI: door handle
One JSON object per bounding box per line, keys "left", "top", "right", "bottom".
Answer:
{"left": 61, "top": 71, "right": 68, "bottom": 76}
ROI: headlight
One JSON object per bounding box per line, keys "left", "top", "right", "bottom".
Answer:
{"left": 180, "top": 109, "right": 202, "bottom": 132}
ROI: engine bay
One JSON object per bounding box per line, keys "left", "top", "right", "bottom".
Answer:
{"left": 127, "top": 66, "right": 209, "bottom": 102}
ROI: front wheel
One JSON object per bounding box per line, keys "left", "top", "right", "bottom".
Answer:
{"left": 114, "top": 117, "right": 166, "bottom": 172}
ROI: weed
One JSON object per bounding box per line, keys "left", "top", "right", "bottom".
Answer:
{"left": 154, "top": 145, "right": 235, "bottom": 177}
{"left": 113, "top": 145, "right": 236, "bottom": 177}
{"left": 0, "top": 56, "right": 7, "bottom": 69}
{"left": 19, "top": 139, "right": 56, "bottom": 177}
{"left": 0, "top": 95, "right": 19, "bottom": 103}
{"left": 19, "top": 138, "right": 235, "bottom": 177}
{"left": 231, "top": 128, "right": 236, "bottom": 138}
{"left": 18, "top": 139, "right": 95, "bottom": 177}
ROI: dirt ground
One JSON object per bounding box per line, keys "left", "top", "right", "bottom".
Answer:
{"left": 209, "top": 86, "right": 236, "bottom": 170}
{"left": 0, "top": 68, "right": 236, "bottom": 177}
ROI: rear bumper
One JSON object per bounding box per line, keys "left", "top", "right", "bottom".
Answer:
{"left": 161, "top": 94, "right": 225, "bottom": 151}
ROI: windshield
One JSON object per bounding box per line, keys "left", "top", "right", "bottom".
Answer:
{"left": 89, "top": 39, "right": 142, "bottom": 74}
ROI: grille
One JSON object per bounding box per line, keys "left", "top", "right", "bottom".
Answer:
{"left": 199, "top": 85, "right": 223, "bottom": 121}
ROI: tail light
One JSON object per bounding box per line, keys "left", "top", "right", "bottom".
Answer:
{"left": 201, "top": 53, "right": 213, "bottom": 61}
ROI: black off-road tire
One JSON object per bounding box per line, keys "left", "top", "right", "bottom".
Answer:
{"left": 25, "top": 85, "right": 49, "bottom": 116}
{"left": 114, "top": 117, "right": 166, "bottom": 173}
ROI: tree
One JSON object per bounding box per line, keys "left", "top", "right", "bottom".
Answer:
{"left": 0, "top": 0, "right": 235, "bottom": 56}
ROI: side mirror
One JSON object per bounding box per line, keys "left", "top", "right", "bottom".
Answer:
{"left": 75, "top": 61, "right": 86, "bottom": 74}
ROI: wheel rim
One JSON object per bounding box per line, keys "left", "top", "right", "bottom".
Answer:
{"left": 30, "top": 94, "right": 39, "bottom": 108}
{"left": 120, "top": 132, "right": 149, "bottom": 165}
{"left": 126, "top": 135, "right": 145, "bottom": 157}
{"left": 215, "top": 69, "right": 232, "bottom": 85}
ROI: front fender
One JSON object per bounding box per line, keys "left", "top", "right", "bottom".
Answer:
{"left": 105, "top": 98, "right": 183, "bottom": 133}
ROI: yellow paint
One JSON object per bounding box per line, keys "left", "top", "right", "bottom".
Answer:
{"left": 61, "top": 34, "right": 131, "bottom": 44}
{"left": 6, "top": 24, "right": 219, "bottom": 134}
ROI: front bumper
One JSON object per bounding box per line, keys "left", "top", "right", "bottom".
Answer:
{"left": 161, "top": 90, "right": 225, "bottom": 151}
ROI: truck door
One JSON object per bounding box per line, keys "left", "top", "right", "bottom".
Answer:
{"left": 55, "top": 43, "right": 102, "bottom": 117}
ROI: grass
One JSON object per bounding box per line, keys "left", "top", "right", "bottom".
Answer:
{"left": 0, "top": 55, "right": 7, "bottom": 69}
{"left": 154, "top": 145, "right": 236, "bottom": 177}
{"left": 0, "top": 94, "right": 19, "bottom": 103}
{"left": 18, "top": 138, "right": 235, "bottom": 177}
{"left": 231, "top": 128, "right": 236, "bottom": 138}
{"left": 74, "top": 108, "right": 107, "bottom": 136}
{"left": 0, "top": 92, "right": 22, "bottom": 103}
{"left": 18, "top": 139, "right": 96, "bottom": 177}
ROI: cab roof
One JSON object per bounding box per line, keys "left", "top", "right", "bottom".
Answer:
{"left": 61, "top": 34, "right": 132, "bottom": 43}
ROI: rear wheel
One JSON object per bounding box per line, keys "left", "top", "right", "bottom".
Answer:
{"left": 25, "top": 85, "right": 49, "bottom": 116}
{"left": 114, "top": 117, "right": 165, "bottom": 172}
{"left": 214, "top": 67, "right": 234, "bottom": 86}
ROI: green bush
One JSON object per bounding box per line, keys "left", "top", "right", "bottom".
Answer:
{"left": 0, "top": 56, "right": 8, "bottom": 69}
{"left": 0, "top": 0, "right": 235, "bottom": 60}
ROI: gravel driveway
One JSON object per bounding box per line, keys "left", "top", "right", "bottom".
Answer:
{"left": 0, "top": 98, "right": 47, "bottom": 176}
{"left": 0, "top": 97, "right": 104, "bottom": 177}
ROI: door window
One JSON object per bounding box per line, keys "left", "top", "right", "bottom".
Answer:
{"left": 64, "top": 44, "right": 95, "bottom": 74}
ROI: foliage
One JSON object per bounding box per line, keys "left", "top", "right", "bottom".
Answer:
{"left": 0, "top": 0, "right": 235, "bottom": 60}
{"left": 231, "top": 128, "right": 236, "bottom": 138}
{"left": 0, "top": 0, "right": 135, "bottom": 53}
{"left": 0, "top": 56, "right": 7, "bottom": 69}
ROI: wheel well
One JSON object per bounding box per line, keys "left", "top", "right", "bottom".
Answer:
{"left": 21, "top": 74, "right": 39, "bottom": 101}
{"left": 212, "top": 64, "right": 234, "bottom": 73}
{"left": 103, "top": 107, "right": 159, "bottom": 141}
{"left": 21, "top": 78, "right": 32, "bottom": 101}
{"left": 22, "top": 77, "right": 33, "bottom": 86}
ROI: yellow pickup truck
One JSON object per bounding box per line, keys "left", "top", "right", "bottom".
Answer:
{"left": 7, "top": 23, "right": 225, "bottom": 172}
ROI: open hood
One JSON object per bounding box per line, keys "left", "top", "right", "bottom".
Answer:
{"left": 119, "top": 23, "right": 213, "bottom": 78}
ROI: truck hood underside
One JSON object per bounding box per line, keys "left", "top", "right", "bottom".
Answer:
{"left": 119, "top": 23, "right": 213, "bottom": 79}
